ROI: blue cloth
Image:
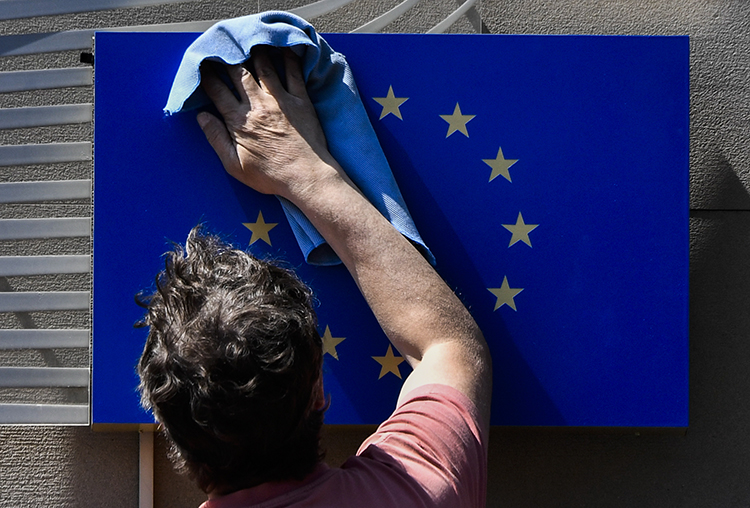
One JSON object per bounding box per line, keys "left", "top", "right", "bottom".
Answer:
{"left": 164, "top": 11, "right": 434, "bottom": 266}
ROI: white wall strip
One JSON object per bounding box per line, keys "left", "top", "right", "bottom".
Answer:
{"left": 0, "top": 104, "right": 93, "bottom": 129}
{"left": 290, "top": 0, "right": 357, "bottom": 21}
{"left": 0, "top": 255, "right": 91, "bottom": 276}
{"left": 0, "top": 0, "right": 196, "bottom": 21}
{"left": 0, "top": 329, "right": 89, "bottom": 349}
{"left": 0, "top": 20, "right": 220, "bottom": 56}
{"left": 0, "top": 142, "right": 92, "bottom": 166}
{"left": 0, "top": 180, "right": 91, "bottom": 203}
{"left": 106, "top": 19, "right": 218, "bottom": 32}
{"left": 0, "top": 68, "right": 93, "bottom": 93}
{"left": 0, "top": 403, "right": 88, "bottom": 425}
{"left": 0, "top": 218, "right": 90, "bottom": 240}
{"left": 0, "top": 32, "right": 90, "bottom": 57}
{"left": 350, "top": 0, "right": 421, "bottom": 33}
{"left": 0, "top": 291, "right": 90, "bottom": 312}
{"left": 427, "top": 0, "right": 478, "bottom": 33}
{"left": 0, "top": 367, "right": 89, "bottom": 387}
{"left": 0, "top": 30, "right": 98, "bottom": 56}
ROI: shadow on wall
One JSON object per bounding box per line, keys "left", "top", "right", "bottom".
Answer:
{"left": 691, "top": 149, "right": 750, "bottom": 210}
{"left": 152, "top": 432, "right": 207, "bottom": 507}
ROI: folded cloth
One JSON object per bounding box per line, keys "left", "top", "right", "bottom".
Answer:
{"left": 164, "top": 11, "right": 434, "bottom": 266}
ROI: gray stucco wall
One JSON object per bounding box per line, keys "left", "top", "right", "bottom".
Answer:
{"left": 0, "top": 1, "right": 748, "bottom": 506}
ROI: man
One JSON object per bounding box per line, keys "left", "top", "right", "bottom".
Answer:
{"left": 137, "top": 46, "right": 492, "bottom": 507}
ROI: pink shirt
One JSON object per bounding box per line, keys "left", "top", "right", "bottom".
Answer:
{"left": 201, "top": 384, "right": 488, "bottom": 508}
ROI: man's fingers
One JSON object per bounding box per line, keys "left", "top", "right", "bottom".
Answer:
{"left": 283, "top": 47, "right": 308, "bottom": 98}
{"left": 197, "top": 111, "right": 241, "bottom": 174}
{"left": 200, "top": 65, "right": 240, "bottom": 116}
{"left": 226, "top": 64, "right": 253, "bottom": 104}
{"left": 251, "top": 46, "right": 284, "bottom": 96}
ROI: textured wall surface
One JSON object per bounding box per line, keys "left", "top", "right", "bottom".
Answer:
{"left": 0, "top": 1, "right": 748, "bottom": 506}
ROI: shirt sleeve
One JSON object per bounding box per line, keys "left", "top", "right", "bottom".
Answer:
{"left": 353, "top": 384, "right": 488, "bottom": 508}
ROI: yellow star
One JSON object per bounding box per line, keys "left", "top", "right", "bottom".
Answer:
{"left": 439, "top": 102, "right": 475, "bottom": 138}
{"left": 487, "top": 276, "right": 524, "bottom": 311}
{"left": 321, "top": 325, "right": 346, "bottom": 360}
{"left": 372, "top": 344, "right": 405, "bottom": 379}
{"left": 483, "top": 147, "right": 519, "bottom": 183}
{"left": 502, "top": 212, "right": 538, "bottom": 247}
{"left": 242, "top": 211, "right": 278, "bottom": 246}
{"left": 373, "top": 85, "right": 409, "bottom": 120}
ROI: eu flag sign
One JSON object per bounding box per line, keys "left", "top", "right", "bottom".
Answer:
{"left": 93, "top": 31, "right": 688, "bottom": 427}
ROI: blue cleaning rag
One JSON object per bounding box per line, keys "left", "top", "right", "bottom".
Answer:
{"left": 164, "top": 11, "right": 434, "bottom": 266}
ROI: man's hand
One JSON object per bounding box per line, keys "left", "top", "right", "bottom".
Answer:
{"left": 197, "top": 46, "right": 343, "bottom": 200}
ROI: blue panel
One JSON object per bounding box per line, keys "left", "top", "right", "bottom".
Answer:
{"left": 93, "top": 32, "right": 688, "bottom": 426}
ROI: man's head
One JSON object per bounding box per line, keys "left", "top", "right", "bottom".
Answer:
{"left": 136, "top": 226, "right": 325, "bottom": 494}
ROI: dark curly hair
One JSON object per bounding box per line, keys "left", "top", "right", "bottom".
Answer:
{"left": 136, "top": 226, "right": 326, "bottom": 494}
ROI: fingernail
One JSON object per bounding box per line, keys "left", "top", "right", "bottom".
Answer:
{"left": 196, "top": 112, "right": 209, "bottom": 128}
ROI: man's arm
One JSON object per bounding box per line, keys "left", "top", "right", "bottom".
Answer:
{"left": 197, "top": 48, "right": 492, "bottom": 427}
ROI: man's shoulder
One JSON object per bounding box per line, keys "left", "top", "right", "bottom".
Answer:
{"left": 337, "top": 383, "right": 488, "bottom": 507}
